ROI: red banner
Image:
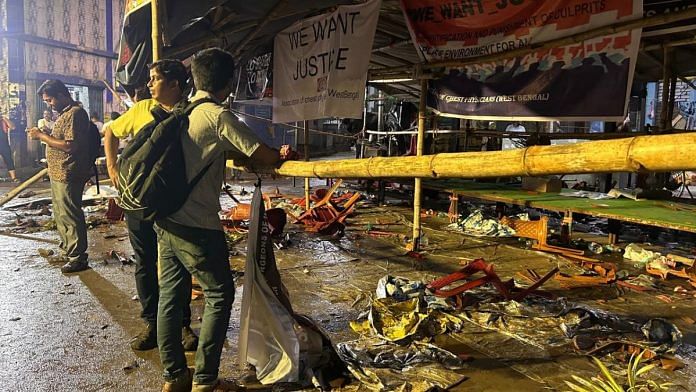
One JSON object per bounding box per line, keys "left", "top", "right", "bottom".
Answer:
{"left": 400, "top": 0, "right": 643, "bottom": 120}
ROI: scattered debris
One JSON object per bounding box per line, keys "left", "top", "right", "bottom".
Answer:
{"left": 502, "top": 215, "right": 599, "bottom": 263}
{"left": 624, "top": 243, "right": 663, "bottom": 264}
{"left": 295, "top": 183, "right": 362, "bottom": 236}
{"left": 104, "top": 250, "right": 135, "bottom": 265}
{"left": 37, "top": 248, "right": 54, "bottom": 258}
{"left": 122, "top": 360, "right": 141, "bottom": 373}
{"left": 105, "top": 199, "right": 124, "bottom": 221}
{"left": 17, "top": 191, "right": 36, "bottom": 198}
{"left": 448, "top": 209, "right": 515, "bottom": 237}
{"left": 427, "top": 258, "right": 557, "bottom": 302}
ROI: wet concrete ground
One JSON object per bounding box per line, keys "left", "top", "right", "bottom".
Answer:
{"left": 1, "top": 177, "right": 695, "bottom": 391}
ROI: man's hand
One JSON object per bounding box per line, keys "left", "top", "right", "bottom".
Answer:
{"left": 27, "top": 127, "right": 43, "bottom": 141}
{"left": 279, "top": 144, "right": 299, "bottom": 161}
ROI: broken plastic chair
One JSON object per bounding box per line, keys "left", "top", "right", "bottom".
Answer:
{"left": 426, "top": 258, "right": 557, "bottom": 301}
{"left": 501, "top": 215, "right": 600, "bottom": 263}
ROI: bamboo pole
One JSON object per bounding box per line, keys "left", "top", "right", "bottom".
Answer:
{"left": 412, "top": 79, "right": 427, "bottom": 251}
{"left": 660, "top": 46, "right": 672, "bottom": 131}
{"left": 101, "top": 80, "right": 129, "bottom": 110}
{"left": 369, "top": 7, "right": 696, "bottom": 79}
{"left": 304, "top": 120, "right": 310, "bottom": 211}
{"left": 151, "top": 0, "right": 161, "bottom": 61}
{"left": 668, "top": 76, "right": 677, "bottom": 127}
{"left": 264, "top": 133, "right": 696, "bottom": 179}
{"left": 0, "top": 168, "right": 48, "bottom": 207}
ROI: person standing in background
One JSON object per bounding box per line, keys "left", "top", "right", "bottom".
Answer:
{"left": 37, "top": 109, "right": 55, "bottom": 162}
{"left": 28, "top": 79, "right": 92, "bottom": 273}
{"left": 90, "top": 111, "right": 104, "bottom": 133}
{"left": 0, "top": 114, "right": 18, "bottom": 182}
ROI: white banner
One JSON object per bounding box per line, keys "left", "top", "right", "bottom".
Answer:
{"left": 273, "top": 0, "right": 381, "bottom": 123}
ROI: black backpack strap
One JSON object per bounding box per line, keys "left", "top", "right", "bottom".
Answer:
{"left": 182, "top": 97, "right": 222, "bottom": 189}
{"left": 183, "top": 98, "right": 217, "bottom": 115}
{"left": 188, "top": 158, "right": 217, "bottom": 190}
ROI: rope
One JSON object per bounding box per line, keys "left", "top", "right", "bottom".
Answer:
{"left": 229, "top": 109, "right": 358, "bottom": 140}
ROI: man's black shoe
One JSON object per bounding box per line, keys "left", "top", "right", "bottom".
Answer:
{"left": 130, "top": 323, "right": 157, "bottom": 351}
{"left": 60, "top": 259, "right": 89, "bottom": 273}
{"left": 182, "top": 326, "right": 199, "bottom": 352}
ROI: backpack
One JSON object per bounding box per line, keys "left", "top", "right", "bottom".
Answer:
{"left": 116, "top": 99, "right": 214, "bottom": 221}
{"left": 86, "top": 122, "right": 101, "bottom": 165}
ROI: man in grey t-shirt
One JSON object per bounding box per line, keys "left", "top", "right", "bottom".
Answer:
{"left": 156, "top": 48, "right": 284, "bottom": 392}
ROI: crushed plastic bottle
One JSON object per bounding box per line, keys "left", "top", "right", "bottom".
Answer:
{"left": 588, "top": 242, "right": 604, "bottom": 254}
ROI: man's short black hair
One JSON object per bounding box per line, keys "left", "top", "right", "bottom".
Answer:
{"left": 37, "top": 79, "right": 70, "bottom": 98}
{"left": 191, "top": 48, "right": 236, "bottom": 93}
{"left": 149, "top": 59, "right": 189, "bottom": 92}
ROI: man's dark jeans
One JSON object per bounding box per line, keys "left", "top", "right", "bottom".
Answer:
{"left": 126, "top": 214, "right": 192, "bottom": 326}
{"left": 50, "top": 180, "right": 87, "bottom": 262}
{"left": 155, "top": 220, "right": 234, "bottom": 385}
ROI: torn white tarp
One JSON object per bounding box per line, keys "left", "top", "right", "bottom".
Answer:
{"left": 238, "top": 184, "right": 300, "bottom": 384}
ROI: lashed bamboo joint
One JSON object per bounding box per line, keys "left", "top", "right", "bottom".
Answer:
{"left": 266, "top": 133, "right": 695, "bottom": 179}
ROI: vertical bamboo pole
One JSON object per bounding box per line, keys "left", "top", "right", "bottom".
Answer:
{"left": 659, "top": 46, "right": 671, "bottom": 131}
{"left": 667, "top": 76, "right": 677, "bottom": 128}
{"left": 412, "top": 79, "right": 427, "bottom": 251}
{"left": 151, "top": 0, "right": 161, "bottom": 61}
{"left": 293, "top": 121, "right": 298, "bottom": 187}
{"left": 304, "top": 120, "right": 310, "bottom": 211}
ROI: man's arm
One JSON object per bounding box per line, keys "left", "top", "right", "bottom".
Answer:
{"left": 218, "top": 111, "right": 281, "bottom": 169}
{"left": 27, "top": 128, "right": 74, "bottom": 153}
{"left": 102, "top": 100, "right": 155, "bottom": 186}
{"left": 2, "top": 116, "right": 15, "bottom": 131}
{"left": 103, "top": 125, "right": 120, "bottom": 187}
{"left": 249, "top": 144, "right": 280, "bottom": 167}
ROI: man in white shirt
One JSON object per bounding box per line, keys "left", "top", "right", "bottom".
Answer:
{"left": 157, "top": 48, "right": 285, "bottom": 392}
{"left": 503, "top": 122, "right": 526, "bottom": 150}
{"left": 36, "top": 110, "right": 54, "bottom": 160}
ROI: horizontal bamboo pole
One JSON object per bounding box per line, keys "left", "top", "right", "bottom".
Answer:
{"left": 266, "top": 133, "right": 696, "bottom": 179}
{"left": 0, "top": 168, "right": 48, "bottom": 207}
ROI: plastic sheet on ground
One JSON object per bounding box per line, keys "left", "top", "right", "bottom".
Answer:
{"left": 456, "top": 292, "right": 682, "bottom": 354}
{"left": 337, "top": 337, "right": 467, "bottom": 391}
{"left": 447, "top": 209, "right": 515, "bottom": 237}
{"left": 375, "top": 275, "right": 451, "bottom": 310}
{"left": 350, "top": 297, "right": 465, "bottom": 343}
{"left": 624, "top": 243, "right": 663, "bottom": 264}
{"left": 344, "top": 276, "right": 469, "bottom": 391}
